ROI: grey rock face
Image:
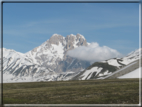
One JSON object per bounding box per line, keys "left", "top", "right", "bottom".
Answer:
{"left": 65, "top": 34, "right": 87, "bottom": 50}
{"left": 49, "top": 34, "right": 65, "bottom": 46}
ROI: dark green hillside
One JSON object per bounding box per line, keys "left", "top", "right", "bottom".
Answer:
{"left": 87, "top": 62, "right": 118, "bottom": 73}
{"left": 3, "top": 79, "right": 139, "bottom": 104}
{"left": 72, "top": 62, "right": 119, "bottom": 80}
{"left": 90, "top": 62, "right": 118, "bottom": 79}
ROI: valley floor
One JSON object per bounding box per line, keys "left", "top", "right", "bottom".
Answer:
{"left": 3, "top": 79, "right": 139, "bottom": 104}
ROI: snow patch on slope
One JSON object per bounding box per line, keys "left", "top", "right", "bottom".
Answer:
{"left": 51, "top": 42, "right": 64, "bottom": 59}
{"left": 81, "top": 67, "right": 103, "bottom": 80}
{"left": 107, "top": 59, "right": 121, "bottom": 67}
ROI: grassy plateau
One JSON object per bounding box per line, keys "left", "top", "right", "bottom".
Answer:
{"left": 3, "top": 79, "right": 139, "bottom": 104}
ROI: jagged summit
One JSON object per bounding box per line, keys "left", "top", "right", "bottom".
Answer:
{"left": 76, "top": 33, "right": 85, "bottom": 40}
{"left": 50, "top": 34, "right": 63, "bottom": 39}
{"left": 66, "top": 33, "right": 85, "bottom": 39}
{"left": 49, "top": 34, "right": 64, "bottom": 45}
{"left": 50, "top": 33, "right": 86, "bottom": 39}
{"left": 48, "top": 33, "right": 86, "bottom": 46}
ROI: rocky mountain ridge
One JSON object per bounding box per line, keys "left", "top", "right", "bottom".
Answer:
{"left": 2, "top": 34, "right": 90, "bottom": 82}
{"left": 1, "top": 34, "right": 141, "bottom": 82}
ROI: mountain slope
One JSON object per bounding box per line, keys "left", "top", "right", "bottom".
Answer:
{"left": 105, "top": 60, "right": 140, "bottom": 79}
{"left": 118, "top": 67, "right": 142, "bottom": 78}
{"left": 72, "top": 48, "right": 142, "bottom": 80}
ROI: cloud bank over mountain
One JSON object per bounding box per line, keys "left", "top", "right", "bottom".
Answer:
{"left": 67, "top": 42, "right": 123, "bottom": 62}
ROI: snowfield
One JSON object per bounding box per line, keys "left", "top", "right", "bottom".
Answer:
{"left": 118, "top": 67, "right": 142, "bottom": 78}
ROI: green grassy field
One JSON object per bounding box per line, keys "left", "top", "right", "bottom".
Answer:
{"left": 3, "top": 79, "right": 139, "bottom": 104}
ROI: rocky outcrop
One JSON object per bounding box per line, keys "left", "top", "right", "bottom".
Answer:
{"left": 49, "top": 34, "right": 65, "bottom": 46}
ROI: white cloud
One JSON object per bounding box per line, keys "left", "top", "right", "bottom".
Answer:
{"left": 67, "top": 42, "right": 123, "bottom": 62}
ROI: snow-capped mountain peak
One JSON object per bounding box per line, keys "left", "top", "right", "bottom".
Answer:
{"left": 2, "top": 33, "right": 141, "bottom": 83}
{"left": 2, "top": 34, "right": 91, "bottom": 82}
